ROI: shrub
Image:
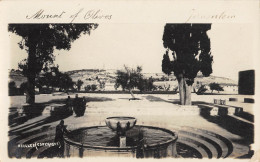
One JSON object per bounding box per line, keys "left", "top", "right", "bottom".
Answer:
{"left": 91, "top": 84, "right": 97, "bottom": 91}
{"left": 196, "top": 85, "right": 207, "bottom": 94}
{"left": 85, "top": 85, "right": 91, "bottom": 91}
{"left": 209, "top": 83, "right": 224, "bottom": 93}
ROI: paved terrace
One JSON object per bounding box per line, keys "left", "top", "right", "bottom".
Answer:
{"left": 8, "top": 93, "right": 254, "bottom": 158}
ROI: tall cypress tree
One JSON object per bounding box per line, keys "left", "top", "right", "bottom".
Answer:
{"left": 162, "top": 24, "right": 213, "bottom": 105}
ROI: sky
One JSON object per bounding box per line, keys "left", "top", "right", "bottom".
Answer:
{"left": 9, "top": 23, "right": 257, "bottom": 82}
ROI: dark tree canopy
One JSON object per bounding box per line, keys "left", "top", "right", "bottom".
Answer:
{"left": 162, "top": 24, "right": 213, "bottom": 85}
{"left": 162, "top": 24, "right": 213, "bottom": 105}
{"left": 36, "top": 66, "right": 74, "bottom": 91}
{"left": 209, "top": 82, "right": 224, "bottom": 93}
{"left": 162, "top": 50, "right": 172, "bottom": 76}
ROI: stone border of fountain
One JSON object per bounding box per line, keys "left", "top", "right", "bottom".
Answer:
{"left": 63, "top": 125, "right": 178, "bottom": 157}
{"left": 64, "top": 125, "right": 177, "bottom": 150}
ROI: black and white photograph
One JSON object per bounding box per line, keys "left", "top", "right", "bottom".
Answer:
{"left": 0, "top": 1, "right": 259, "bottom": 161}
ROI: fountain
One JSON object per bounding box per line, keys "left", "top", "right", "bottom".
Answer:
{"left": 64, "top": 116, "right": 178, "bottom": 158}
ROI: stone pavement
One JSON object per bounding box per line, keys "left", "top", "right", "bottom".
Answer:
{"left": 8, "top": 93, "right": 254, "bottom": 158}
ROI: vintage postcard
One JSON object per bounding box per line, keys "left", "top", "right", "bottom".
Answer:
{"left": 0, "top": 0, "right": 259, "bottom": 161}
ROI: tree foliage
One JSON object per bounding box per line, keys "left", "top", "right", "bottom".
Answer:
{"left": 91, "top": 84, "right": 98, "bottom": 91}
{"left": 20, "top": 82, "right": 28, "bottom": 94}
{"left": 8, "top": 81, "right": 16, "bottom": 96}
{"left": 162, "top": 50, "right": 172, "bottom": 76}
{"left": 58, "top": 73, "right": 74, "bottom": 91}
{"left": 76, "top": 79, "right": 84, "bottom": 91}
{"left": 162, "top": 24, "right": 213, "bottom": 105}
{"left": 162, "top": 24, "right": 213, "bottom": 85}
{"left": 137, "top": 77, "right": 155, "bottom": 92}
{"left": 37, "top": 66, "right": 74, "bottom": 92}
{"left": 115, "top": 66, "right": 155, "bottom": 93}
{"left": 8, "top": 81, "right": 16, "bottom": 89}
{"left": 196, "top": 85, "right": 208, "bottom": 94}
{"left": 209, "top": 83, "right": 224, "bottom": 93}
{"left": 115, "top": 65, "right": 143, "bottom": 91}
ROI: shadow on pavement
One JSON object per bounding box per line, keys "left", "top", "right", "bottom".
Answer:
{"left": 199, "top": 113, "right": 254, "bottom": 146}
{"left": 145, "top": 95, "right": 173, "bottom": 103}
{"left": 9, "top": 96, "right": 113, "bottom": 128}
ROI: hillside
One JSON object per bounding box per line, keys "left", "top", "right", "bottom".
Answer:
{"left": 9, "top": 69, "right": 237, "bottom": 91}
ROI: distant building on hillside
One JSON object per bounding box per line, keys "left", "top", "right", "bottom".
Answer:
{"left": 220, "top": 83, "right": 238, "bottom": 93}
{"left": 203, "top": 83, "right": 238, "bottom": 94}
{"left": 238, "top": 70, "right": 255, "bottom": 95}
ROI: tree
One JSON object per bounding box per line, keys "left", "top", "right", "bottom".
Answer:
{"left": 115, "top": 65, "right": 143, "bottom": 98}
{"left": 196, "top": 85, "right": 208, "bottom": 95}
{"left": 209, "top": 83, "right": 224, "bottom": 93}
{"left": 8, "top": 81, "right": 17, "bottom": 96}
{"left": 9, "top": 24, "right": 98, "bottom": 104}
{"left": 90, "top": 84, "right": 97, "bottom": 91}
{"left": 8, "top": 81, "right": 16, "bottom": 89}
{"left": 162, "top": 24, "right": 213, "bottom": 105}
{"left": 37, "top": 65, "right": 60, "bottom": 90}
{"left": 58, "top": 73, "right": 75, "bottom": 92}
{"left": 173, "top": 86, "right": 178, "bottom": 93}
{"left": 98, "top": 79, "right": 106, "bottom": 90}
{"left": 162, "top": 51, "right": 172, "bottom": 76}
{"left": 20, "top": 82, "right": 28, "bottom": 94}
{"left": 85, "top": 85, "right": 92, "bottom": 91}
{"left": 76, "top": 79, "right": 84, "bottom": 91}
{"left": 137, "top": 78, "right": 152, "bottom": 92}
{"left": 36, "top": 65, "right": 74, "bottom": 92}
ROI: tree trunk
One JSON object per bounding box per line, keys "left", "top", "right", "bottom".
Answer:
{"left": 193, "top": 86, "right": 197, "bottom": 93}
{"left": 177, "top": 74, "right": 192, "bottom": 105}
{"left": 26, "top": 34, "right": 37, "bottom": 104}
{"left": 177, "top": 74, "right": 185, "bottom": 105}
{"left": 26, "top": 74, "right": 36, "bottom": 104}
{"left": 129, "top": 89, "right": 136, "bottom": 99}
{"left": 184, "top": 81, "right": 192, "bottom": 105}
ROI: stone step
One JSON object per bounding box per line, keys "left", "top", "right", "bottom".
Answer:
{"left": 13, "top": 134, "right": 48, "bottom": 158}
{"left": 178, "top": 128, "right": 229, "bottom": 158}
{"left": 177, "top": 138, "right": 209, "bottom": 158}
{"left": 178, "top": 130, "right": 222, "bottom": 158}
{"left": 181, "top": 126, "right": 233, "bottom": 158}
{"left": 9, "top": 111, "right": 19, "bottom": 120}
{"left": 178, "top": 134, "right": 218, "bottom": 158}
{"left": 9, "top": 116, "right": 28, "bottom": 126}
{"left": 9, "top": 126, "right": 49, "bottom": 144}
{"left": 9, "top": 115, "right": 48, "bottom": 133}
{"left": 10, "top": 127, "right": 55, "bottom": 158}
{"left": 27, "top": 138, "right": 55, "bottom": 158}
{"left": 18, "top": 131, "right": 53, "bottom": 145}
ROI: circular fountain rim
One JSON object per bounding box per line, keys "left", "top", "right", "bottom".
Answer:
{"left": 106, "top": 116, "right": 136, "bottom": 120}
{"left": 64, "top": 125, "right": 178, "bottom": 151}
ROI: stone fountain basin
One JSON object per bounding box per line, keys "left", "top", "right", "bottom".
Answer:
{"left": 105, "top": 116, "right": 137, "bottom": 132}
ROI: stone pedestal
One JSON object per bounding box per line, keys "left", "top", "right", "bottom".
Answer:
{"left": 210, "top": 107, "right": 219, "bottom": 116}
{"left": 227, "top": 107, "right": 236, "bottom": 115}
{"left": 119, "top": 136, "right": 126, "bottom": 148}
